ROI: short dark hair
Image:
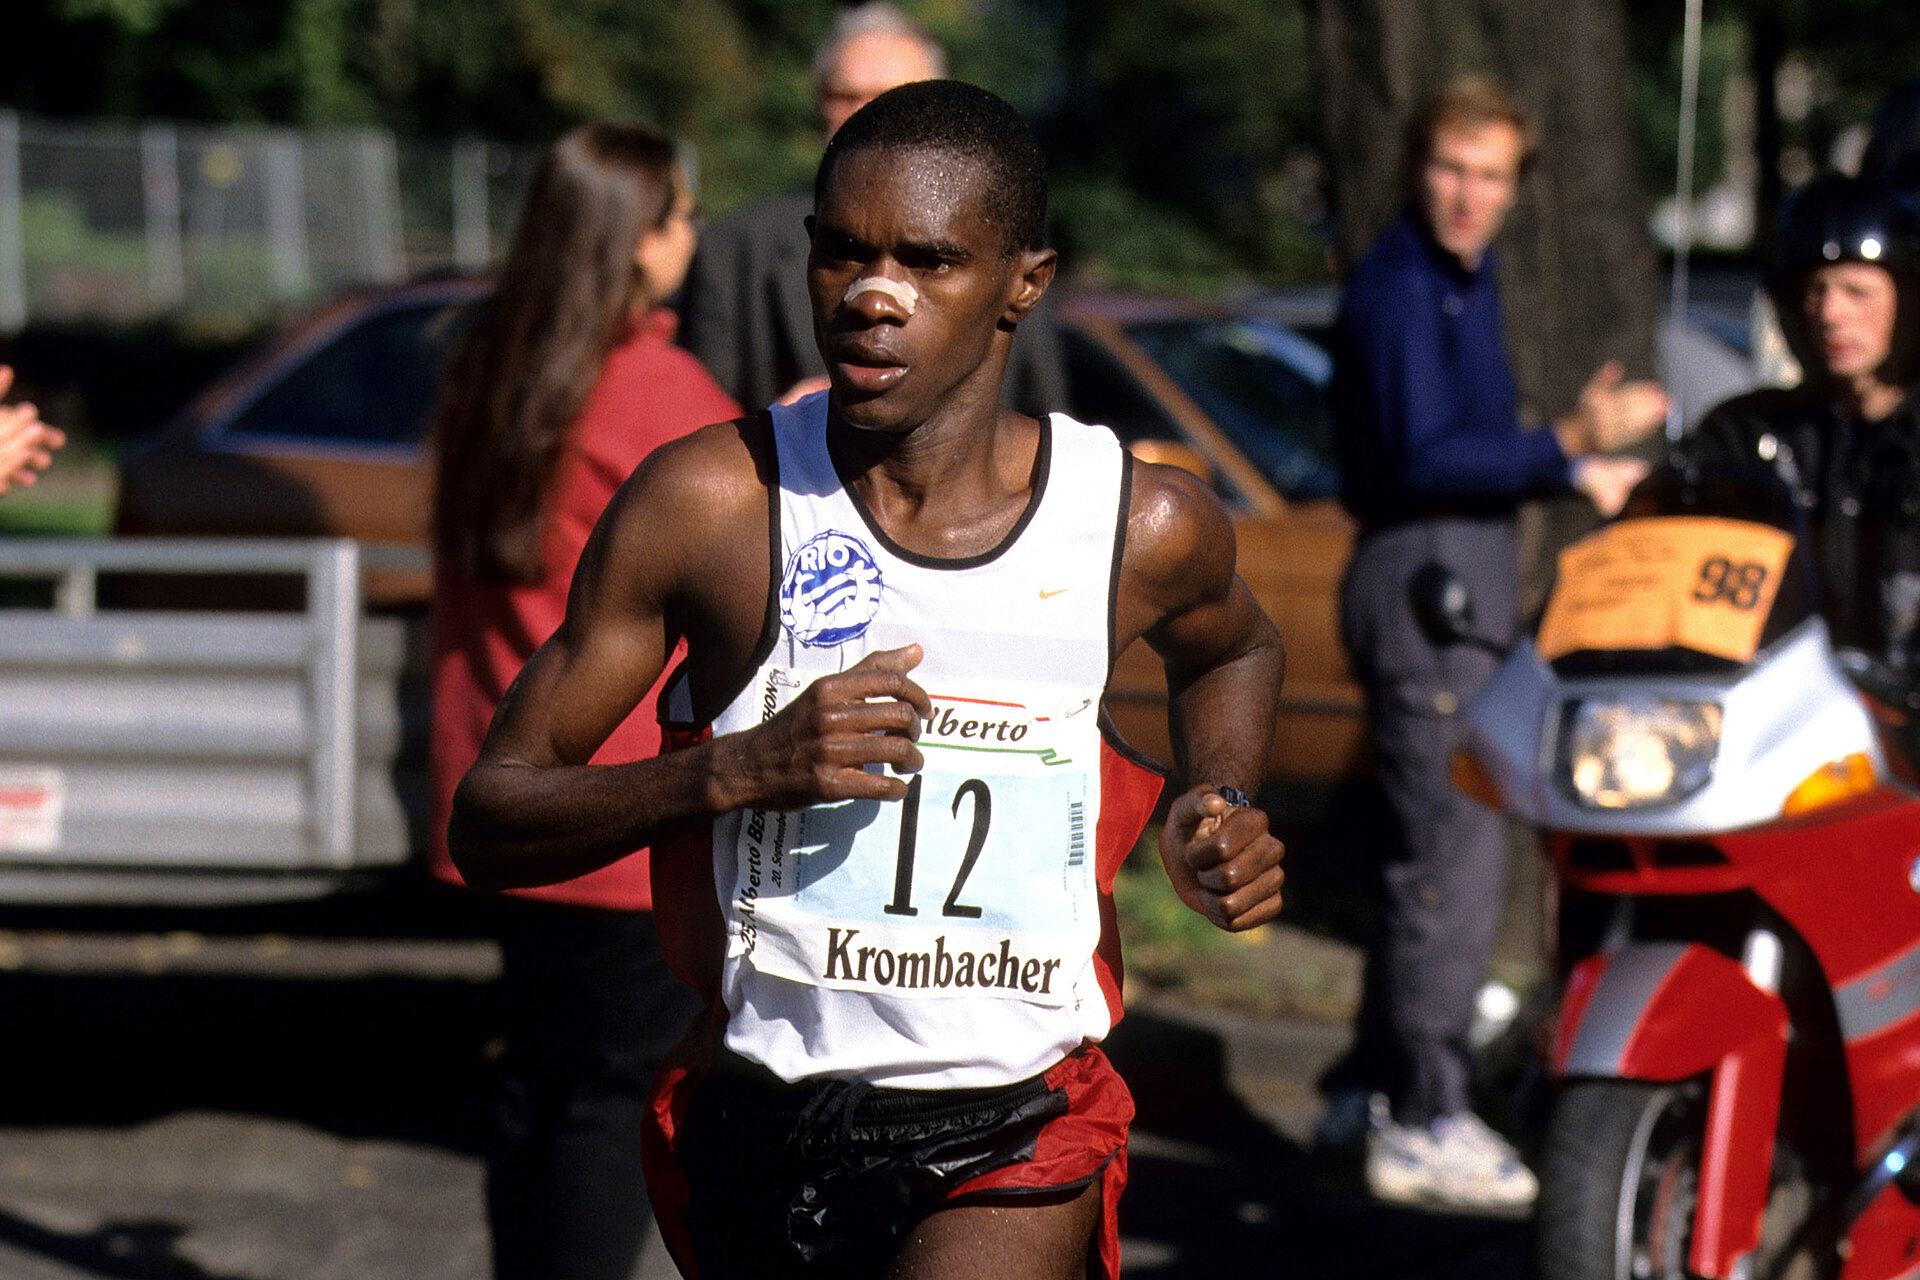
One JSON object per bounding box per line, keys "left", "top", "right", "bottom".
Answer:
{"left": 815, "top": 79, "right": 1048, "bottom": 256}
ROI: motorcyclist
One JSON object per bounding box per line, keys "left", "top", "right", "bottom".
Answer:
{"left": 1680, "top": 173, "right": 1920, "bottom": 671}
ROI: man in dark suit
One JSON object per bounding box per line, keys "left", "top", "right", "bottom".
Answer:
{"left": 680, "top": 3, "right": 1067, "bottom": 417}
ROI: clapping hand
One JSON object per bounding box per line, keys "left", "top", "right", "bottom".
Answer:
{"left": 0, "top": 365, "right": 64, "bottom": 495}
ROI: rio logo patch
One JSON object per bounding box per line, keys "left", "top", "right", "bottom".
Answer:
{"left": 779, "top": 530, "right": 884, "bottom": 647}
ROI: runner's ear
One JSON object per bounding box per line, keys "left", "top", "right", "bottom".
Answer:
{"left": 1005, "top": 248, "right": 1056, "bottom": 325}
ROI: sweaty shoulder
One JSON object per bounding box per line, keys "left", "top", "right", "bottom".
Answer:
{"left": 1118, "top": 455, "right": 1239, "bottom": 639}
{"left": 595, "top": 415, "right": 769, "bottom": 591}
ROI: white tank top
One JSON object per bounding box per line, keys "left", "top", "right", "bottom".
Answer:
{"left": 695, "top": 392, "right": 1131, "bottom": 1088}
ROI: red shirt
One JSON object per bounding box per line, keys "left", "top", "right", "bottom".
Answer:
{"left": 429, "top": 307, "right": 743, "bottom": 908}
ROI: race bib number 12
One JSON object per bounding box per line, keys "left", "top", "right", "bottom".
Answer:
{"left": 732, "top": 676, "right": 1101, "bottom": 1007}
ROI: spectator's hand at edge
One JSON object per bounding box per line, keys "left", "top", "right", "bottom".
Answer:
{"left": 0, "top": 365, "right": 65, "bottom": 495}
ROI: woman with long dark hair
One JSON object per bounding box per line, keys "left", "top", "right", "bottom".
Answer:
{"left": 428, "top": 121, "right": 740, "bottom": 1280}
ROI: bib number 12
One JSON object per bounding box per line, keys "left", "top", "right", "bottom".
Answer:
{"left": 883, "top": 774, "right": 989, "bottom": 920}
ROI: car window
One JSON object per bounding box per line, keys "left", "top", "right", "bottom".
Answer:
{"left": 1125, "top": 318, "right": 1342, "bottom": 503}
{"left": 1060, "top": 322, "right": 1266, "bottom": 509}
{"left": 1059, "top": 324, "right": 1183, "bottom": 446}
{"left": 214, "top": 299, "right": 476, "bottom": 450}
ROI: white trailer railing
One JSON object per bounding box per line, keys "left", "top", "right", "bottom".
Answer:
{"left": 0, "top": 538, "right": 424, "bottom": 904}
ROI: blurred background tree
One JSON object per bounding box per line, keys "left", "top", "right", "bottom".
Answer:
{"left": 1022, "top": 0, "right": 1329, "bottom": 289}
{"left": 0, "top": 0, "right": 1331, "bottom": 292}
{"left": 6, "top": 0, "right": 1920, "bottom": 297}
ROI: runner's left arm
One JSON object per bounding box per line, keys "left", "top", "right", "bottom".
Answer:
{"left": 1120, "top": 459, "right": 1286, "bottom": 932}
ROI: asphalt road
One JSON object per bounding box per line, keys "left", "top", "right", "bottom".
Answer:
{"left": 0, "top": 913, "right": 1533, "bottom": 1280}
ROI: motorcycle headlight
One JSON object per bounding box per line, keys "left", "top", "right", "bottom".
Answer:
{"left": 1560, "top": 698, "right": 1722, "bottom": 809}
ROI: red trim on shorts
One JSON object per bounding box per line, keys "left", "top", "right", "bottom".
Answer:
{"left": 945, "top": 1042, "right": 1134, "bottom": 1280}
{"left": 642, "top": 1030, "right": 1133, "bottom": 1280}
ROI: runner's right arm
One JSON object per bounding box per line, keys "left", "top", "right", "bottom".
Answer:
{"left": 448, "top": 421, "right": 931, "bottom": 892}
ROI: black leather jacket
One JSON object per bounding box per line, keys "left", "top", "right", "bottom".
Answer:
{"left": 1680, "top": 385, "right": 1920, "bottom": 663}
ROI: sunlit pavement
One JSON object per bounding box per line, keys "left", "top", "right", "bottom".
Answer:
{"left": 0, "top": 925, "right": 1531, "bottom": 1279}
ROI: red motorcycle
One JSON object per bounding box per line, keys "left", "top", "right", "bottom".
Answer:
{"left": 1439, "top": 474, "right": 1920, "bottom": 1280}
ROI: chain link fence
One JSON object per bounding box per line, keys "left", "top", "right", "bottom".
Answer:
{"left": 0, "top": 110, "right": 542, "bottom": 333}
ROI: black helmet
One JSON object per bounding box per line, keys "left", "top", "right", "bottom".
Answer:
{"left": 1769, "top": 173, "right": 1920, "bottom": 388}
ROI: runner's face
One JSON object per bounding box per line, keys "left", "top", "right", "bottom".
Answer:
{"left": 809, "top": 146, "right": 1036, "bottom": 432}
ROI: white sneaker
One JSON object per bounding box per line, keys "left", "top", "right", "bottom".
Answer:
{"left": 1365, "top": 1110, "right": 1538, "bottom": 1210}
{"left": 1313, "top": 1088, "right": 1387, "bottom": 1155}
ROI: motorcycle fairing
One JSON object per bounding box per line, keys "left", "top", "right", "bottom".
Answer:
{"left": 1557, "top": 942, "right": 1790, "bottom": 1279}
{"left": 1842, "top": 940, "right": 1920, "bottom": 1159}
{"left": 1462, "top": 620, "right": 1884, "bottom": 836}
{"left": 1839, "top": 1175, "right": 1920, "bottom": 1280}
{"left": 1839, "top": 934, "right": 1920, "bottom": 1042}
{"left": 1719, "top": 791, "right": 1920, "bottom": 1156}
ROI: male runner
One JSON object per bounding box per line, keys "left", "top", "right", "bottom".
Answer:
{"left": 450, "top": 80, "right": 1286, "bottom": 1280}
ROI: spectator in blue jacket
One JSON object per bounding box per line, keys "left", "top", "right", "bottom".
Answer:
{"left": 1318, "top": 75, "right": 1665, "bottom": 1211}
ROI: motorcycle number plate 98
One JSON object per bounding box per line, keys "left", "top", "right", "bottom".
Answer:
{"left": 1536, "top": 517, "right": 1796, "bottom": 664}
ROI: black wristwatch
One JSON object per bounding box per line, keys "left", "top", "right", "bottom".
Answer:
{"left": 1216, "top": 785, "right": 1251, "bottom": 808}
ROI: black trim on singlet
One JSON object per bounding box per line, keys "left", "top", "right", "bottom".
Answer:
{"left": 1106, "top": 449, "right": 1133, "bottom": 676}
{"left": 1095, "top": 452, "right": 1173, "bottom": 777}
{"left": 1097, "top": 703, "right": 1172, "bottom": 777}
{"left": 748, "top": 412, "right": 786, "bottom": 662}
{"left": 825, "top": 413, "right": 1054, "bottom": 571}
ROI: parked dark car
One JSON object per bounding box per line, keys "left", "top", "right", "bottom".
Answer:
{"left": 115, "top": 278, "right": 1366, "bottom": 781}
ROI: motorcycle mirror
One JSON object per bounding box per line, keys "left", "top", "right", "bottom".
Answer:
{"left": 1408, "top": 562, "right": 1483, "bottom": 649}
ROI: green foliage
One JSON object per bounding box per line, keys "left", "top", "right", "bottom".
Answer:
{"left": 53, "top": 0, "right": 187, "bottom": 35}
{"left": 20, "top": 196, "right": 146, "bottom": 277}
{"left": 288, "top": 0, "right": 370, "bottom": 125}
{"left": 0, "top": 501, "right": 109, "bottom": 535}
{"left": 1623, "top": 0, "right": 1920, "bottom": 233}
{"left": 1042, "top": 0, "right": 1328, "bottom": 285}
{"left": 1771, "top": 0, "right": 1920, "bottom": 148}
{"left": 29, "top": 0, "right": 1786, "bottom": 292}
{"left": 0, "top": 443, "right": 115, "bottom": 535}
{"left": 1112, "top": 824, "right": 1236, "bottom": 959}
{"left": 0, "top": 490, "right": 113, "bottom": 536}
{"left": 19, "top": 192, "right": 291, "bottom": 330}
{"left": 18, "top": 1, "right": 1920, "bottom": 280}
{"left": 2, "top": 0, "right": 1342, "bottom": 293}
{"left": 1625, "top": 3, "right": 1741, "bottom": 201}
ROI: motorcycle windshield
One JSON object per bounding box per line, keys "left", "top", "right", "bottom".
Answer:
{"left": 1539, "top": 465, "right": 1817, "bottom": 677}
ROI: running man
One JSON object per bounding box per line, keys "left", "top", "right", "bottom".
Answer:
{"left": 450, "top": 80, "right": 1286, "bottom": 1280}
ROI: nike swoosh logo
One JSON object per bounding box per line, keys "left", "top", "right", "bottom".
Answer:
{"left": 1039, "top": 587, "right": 1070, "bottom": 598}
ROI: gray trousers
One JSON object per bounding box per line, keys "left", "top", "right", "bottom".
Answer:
{"left": 1335, "top": 517, "right": 1516, "bottom": 1125}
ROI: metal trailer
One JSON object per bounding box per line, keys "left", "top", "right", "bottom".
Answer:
{"left": 0, "top": 537, "right": 426, "bottom": 905}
